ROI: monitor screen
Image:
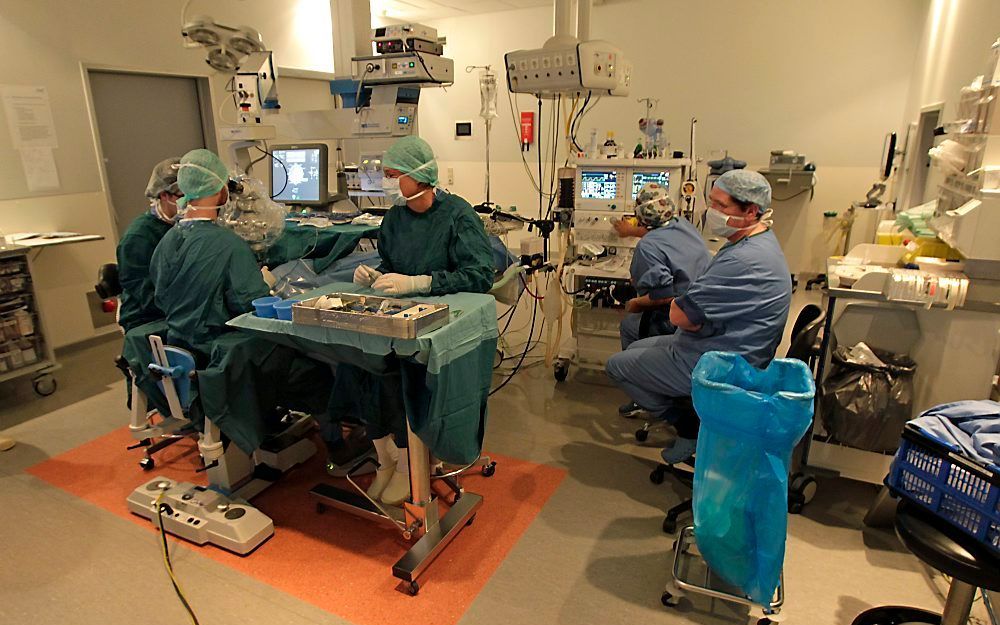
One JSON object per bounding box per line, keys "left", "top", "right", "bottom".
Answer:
{"left": 271, "top": 145, "right": 327, "bottom": 204}
{"left": 580, "top": 170, "right": 618, "bottom": 200}
{"left": 631, "top": 171, "right": 669, "bottom": 199}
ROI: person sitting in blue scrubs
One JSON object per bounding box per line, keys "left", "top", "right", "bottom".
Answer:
{"left": 612, "top": 182, "right": 711, "bottom": 418}
{"left": 605, "top": 170, "right": 792, "bottom": 464}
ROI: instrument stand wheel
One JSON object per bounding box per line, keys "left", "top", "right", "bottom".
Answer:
{"left": 749, "top": 606, "right": 784, "bottom": 625}
{"left": 553, "top": 361, "right": 569, "bottom": 382}
{"left": 661, "top": 581, "right": 684, "bottom": 608}
{"left": 32, "top": 374, "right": 57, "bottom": 397}
{"left": 139, "top": 457, "right": 155, "bottom": 471}
{"left": 406, "top": 580, "right": 420, "bottom": 596}
{"left": 663, "top": 516, "right": 678, "bottom": 534}
{"left": 482, "top": 461, "right": 497, "bottom": 477}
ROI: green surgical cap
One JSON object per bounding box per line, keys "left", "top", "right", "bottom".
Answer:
{"left": 176, "top": 149, "right": 228, "bottom": 209}
{"left": 382, "top": 136, "right": 439, "bottom": 186}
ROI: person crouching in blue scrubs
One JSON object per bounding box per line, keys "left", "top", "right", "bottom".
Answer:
{"left": 612, "top": 182, "right": 710, "bottom": 418}
{"left": 605, "top": 170, "right": 792, "bottom": 464}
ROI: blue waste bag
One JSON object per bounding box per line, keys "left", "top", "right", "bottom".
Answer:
{"left": 691, "top": 352, "right": 816, "bottom": 606}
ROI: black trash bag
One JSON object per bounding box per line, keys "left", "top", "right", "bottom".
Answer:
{"left": 820, "top": 342, "right": 916, "bottom": 453}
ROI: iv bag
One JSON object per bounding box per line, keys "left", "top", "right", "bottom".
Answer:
{"left": 479, "top": 69, "right": 498, "bottom": 121}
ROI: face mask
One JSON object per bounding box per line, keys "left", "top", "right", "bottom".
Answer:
{"left": 706, "top": 208, "right": 746, "bottom": 237}
{"left": 381, "top": 175, "right": 430, "bottom": 206}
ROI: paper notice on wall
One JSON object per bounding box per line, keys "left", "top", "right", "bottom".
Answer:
{"left": 19, "top": 147, "right": 60, "bottom": 191}
{"left": 2, "top": 85, "right": 58, "bottom": 148}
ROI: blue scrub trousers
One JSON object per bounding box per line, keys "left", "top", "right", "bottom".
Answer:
{"left": 620, "top": 311, "right": 674, "bottom": 350}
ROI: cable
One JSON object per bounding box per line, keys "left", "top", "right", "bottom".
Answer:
{"left": 772, "top": 184, "right": 815, "bottom": 202}
{"left": 521, "top": 275, "right": 544, "bottom": 300}
{"left": 537, "top": 96, "right": 543, "bottom": 219}
{"left": 354, "top": 66, "right": 372, "bottom": 114}
{"left": 155, "top": 493, "right": 201, "bottom": 625}
{"left": 490, "top": 298, "right": 539, "bottom": 396}
{"left": 254, "top": 144, "right": 288, "bottom": 199}
{"left": 506, "top": 89, "right": 554, "bottom": 198}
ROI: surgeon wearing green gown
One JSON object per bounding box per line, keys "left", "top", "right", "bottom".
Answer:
{"left": 116, "top": 157, "right": 181, "bottom": 333}
{"left": 148, "top": 148, "right": 332, "bottom": 451}
{"left": 150, "top": 149, "right": 270, "bottom": 356}
{"left": 342, "top": 135, "right": 493, "bottom": 507}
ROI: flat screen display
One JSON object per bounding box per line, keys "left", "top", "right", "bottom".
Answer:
{"left": 631, "top": 171, "right": 669, "bottom": 199}
{"left": 271, "top": 147, "right": 324, "bottom": 203}
{"left": 580, "top": 170, "right": 618, "bottom": 200}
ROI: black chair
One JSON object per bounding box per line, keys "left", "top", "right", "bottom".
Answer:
{"left": 852, "top": 500, "right": 1000, "bottom": 625}
{"left": 652, "top": 304, "right": 829, "bottom": 532}
{"left": 95, "top": 262, "right": 122, "bottom": 300}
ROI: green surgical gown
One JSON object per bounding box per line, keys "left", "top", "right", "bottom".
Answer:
{"left": 116, "top": 212, "right": 172, "bottom": 333}
{"left": 150, "top": 220, "right": 270, "bottom": 356}
{"left": 377, "top": 191, "right": 494, "bottom": 295}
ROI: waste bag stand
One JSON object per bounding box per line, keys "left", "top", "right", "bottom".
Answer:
{"left": 662, "top": 525, "right": 785, "bottom": 624}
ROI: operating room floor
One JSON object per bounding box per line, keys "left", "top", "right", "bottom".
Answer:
{"left": 0, "top": 294, "right": 985, "bottom": 625}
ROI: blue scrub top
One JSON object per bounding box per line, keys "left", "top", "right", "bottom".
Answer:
{"left": 629, "top": 216, "right": 711, "bottom": 300}
{"left": 655, "top": 229, "right": 792, "bottom": 393}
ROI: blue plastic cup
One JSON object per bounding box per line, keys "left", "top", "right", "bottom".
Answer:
{"left": 274, "top": 299, "right": 298, "bottom": 321}
{"left": 252, "top": 296, "right": 282, "bottom": 318}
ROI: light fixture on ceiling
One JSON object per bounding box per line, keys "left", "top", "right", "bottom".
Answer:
{"left": 228, "top": 26, "right": 265, "bottom": 56}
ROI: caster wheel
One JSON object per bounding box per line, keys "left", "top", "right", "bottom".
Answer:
{"left": 553, "top": 363, "right": 568, "bottom": 382}
{"left": 788, "top": 473, "right": 817, "bottom": 514}
{"left": 139, "top": 457, "right": 154, "bottom": 471}
{"left": 32, "top": 375, "right": 57, "bottom": 397}
{"left": 661, "top": 591, "right": 680, "bottom": 607}
{"left": 466, "top": 515, "right": 476, "bottom": 527}
{"left": 635, "top": 428, "right": 649, "bottom": 442}
{"left": 649, "top": 466, "right": 666, "bottom": 485}
{"left": 316, "top": 502, "right": 326, "bottom": 514}
{"left": 663, "top": 516, "right": 677, "bottom": 534}
{"left": 407, "top": 580, "right": 420, "bottom": 596}
{"left": 482, "top": 461, "right": 497, "bottom": 477}
{"left": 757, "top": 619, "right": 773, "bottom": 625}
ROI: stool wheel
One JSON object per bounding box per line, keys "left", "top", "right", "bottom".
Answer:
{"left": 663, "top": 516, "right": 677, "bottom": 534}
{"left": 139, "top": 457, "right": 155, "bottom": 471}
{"left": 553, "top": 362, "right": 568, "bottom": 381}
{"left": 635, "top": 428, "right": 649, "bottom": 442}
{"left": 482, "top": 461, "right": 497, "bottom": 477}
{"left": 650, "top": 465, "right": 666, "bottom": 484}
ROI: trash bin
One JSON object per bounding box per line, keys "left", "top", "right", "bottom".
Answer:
{"left": 821, "top": 342, "right": 916, "bottom": 453}
{"left": 691, "top": 351, "right": 816, "bottom": 606}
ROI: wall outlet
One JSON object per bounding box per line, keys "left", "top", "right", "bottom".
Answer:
{"left": 447, "top": 167, "right": 454, "bottom": 185}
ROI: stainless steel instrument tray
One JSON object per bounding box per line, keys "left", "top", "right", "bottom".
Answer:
{"left": 291, "top": 293, "right": 450, "bottom": 339}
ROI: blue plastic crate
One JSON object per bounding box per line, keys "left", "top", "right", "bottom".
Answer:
{"left": 887, "top": 423, "right": 1000, "bottom": 556}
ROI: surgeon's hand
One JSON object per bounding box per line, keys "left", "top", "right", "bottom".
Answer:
{"left": 625, "top": 298, "right": 642, "bottom": 313}
{"left": 612, "top": 218, "right": 648, "bottom": 239}
{"left": 372, "top": 273, "right": 432, "bottom": 296}
{"left": 353, "top": 264, "right": 383, "bottom": 287}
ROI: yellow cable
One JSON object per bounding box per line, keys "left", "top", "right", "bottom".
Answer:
{"left": 155, "top": 492, "right": 200, "bottom": 625}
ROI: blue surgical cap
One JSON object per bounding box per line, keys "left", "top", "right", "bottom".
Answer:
{"left": 176, "top": 149, "right": 229, "bottom": 209}
{"left": 714, "top": 170, "right": 772, "bottom": 212}
{"left": 383, "top": 136, "right": 439, "bottom": 186}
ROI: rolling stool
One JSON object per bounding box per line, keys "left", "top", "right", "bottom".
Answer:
{"left": 852, "top": 500, "right": 1000, "bottom": 625}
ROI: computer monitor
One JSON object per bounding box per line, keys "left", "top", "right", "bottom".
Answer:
{"left": 631, "top": 170, "right": 669, "bottom": 199}
{"left": 270, "top": 144, "right": 329, "bottom": 207}
{"left": 579, "top": 170, "right": 618, "bottom": 200}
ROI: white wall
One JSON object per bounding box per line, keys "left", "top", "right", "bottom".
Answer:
{"left": 417, "top": 0, "right": 929, "bottom": 273}
{"left": 0, "top": 0, "right": 335, "bottom": 347}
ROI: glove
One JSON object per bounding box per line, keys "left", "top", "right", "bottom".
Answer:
{"left": 372, "top": 273, "right": 432, "bottom": 296}
{"left": 353, "top": 264, "right": 383, "bottom": 287}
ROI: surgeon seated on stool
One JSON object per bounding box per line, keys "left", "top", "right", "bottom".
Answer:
{"left": 344, "top": 135, "right": 494, "bottom": 507}
{"left": 149, "top": 148, "right": 332, "bottom": 443}
{"left": 116, "top": 157, "right": 182, "bottom": 334}
{"left": 611, "top": 182, "right": 710, "bottom": 419}
{"left": 606, "top": 170, "right": 792, "bottom": 464}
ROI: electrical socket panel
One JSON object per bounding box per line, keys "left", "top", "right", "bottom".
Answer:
{"left": 505, "top": 40, "right": 629, "bottom": 96}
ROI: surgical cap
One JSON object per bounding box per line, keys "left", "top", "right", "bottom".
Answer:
{"left": 634, "top": 182, "right": 675, "bottom": 228}
{"left": 714, "top": 169, "right": 772, "bottom": 213}
{"left": 145, "top": 157, "right": 181, "bottom": 199}
{"left": 382, "top": 136, "right": 439, "bottom": 186}
{"left": 176, "top": 149, "right": 229, "bottom": 209}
